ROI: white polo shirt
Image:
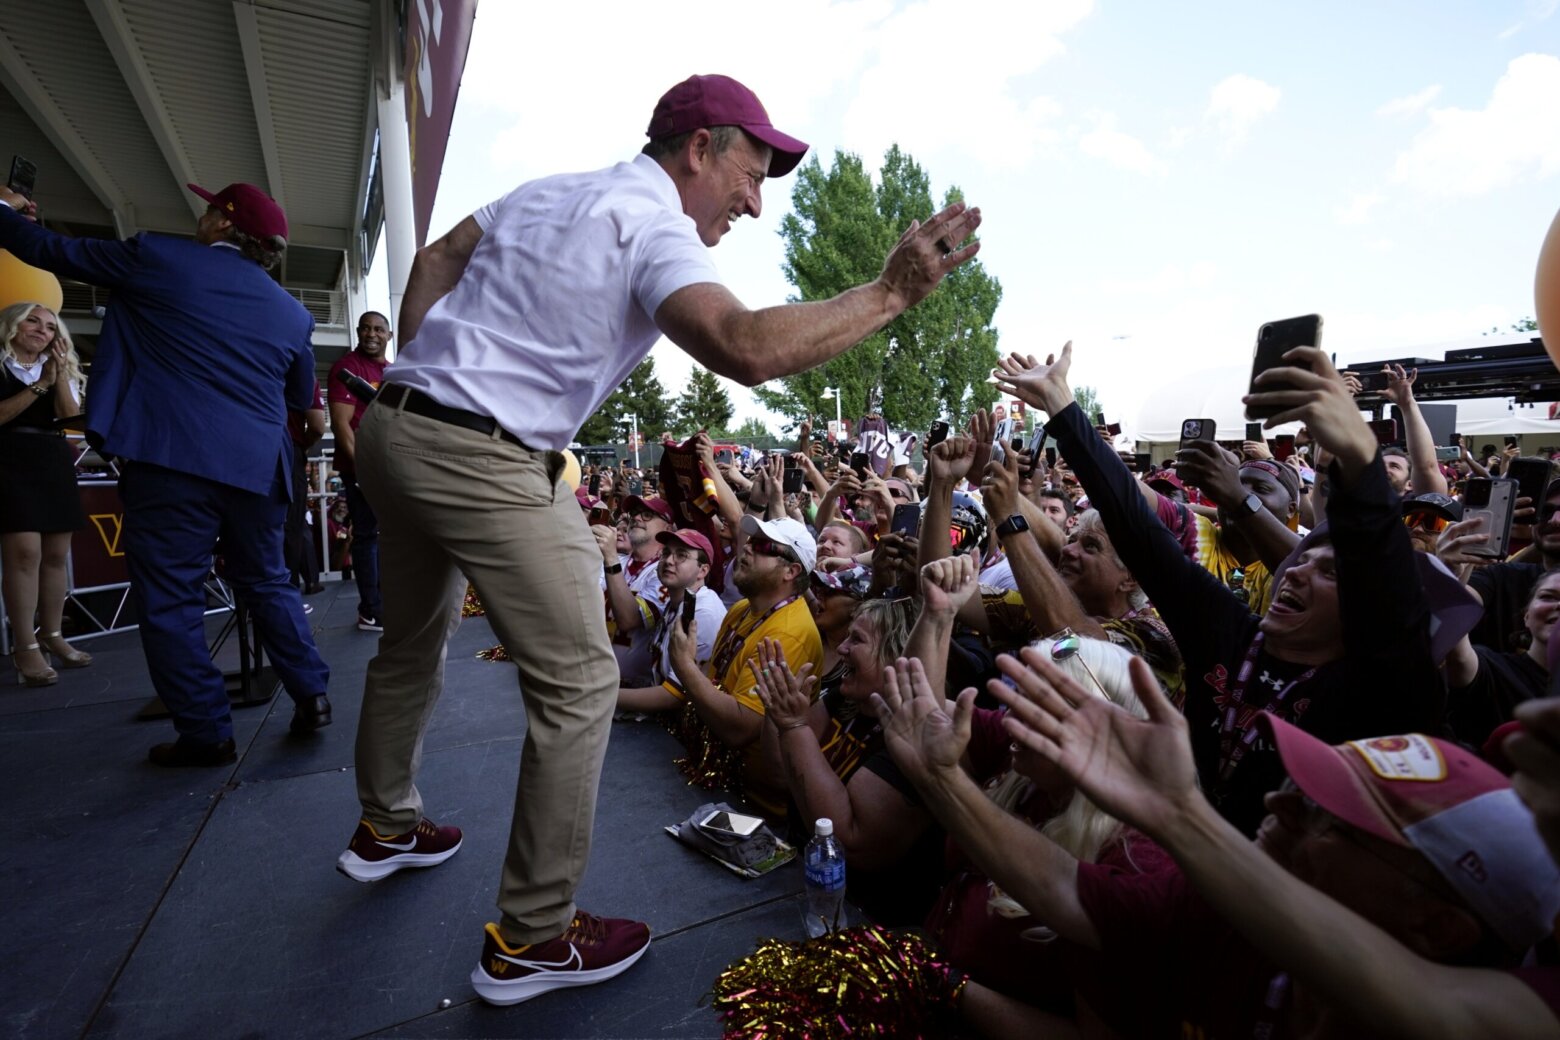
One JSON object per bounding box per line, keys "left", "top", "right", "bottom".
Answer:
{"left": 385, "top": 153, "right": 720, "bottom": 449}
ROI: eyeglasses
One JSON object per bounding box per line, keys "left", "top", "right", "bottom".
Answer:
{"left": 749, "top": 535, "right": 797, "bottom": 563}
{"left": 1402, "top": 512, "right": 1449, "bottom": 534}
{"left": 1045, "top": 630, "right": 1108, "bottom": 702}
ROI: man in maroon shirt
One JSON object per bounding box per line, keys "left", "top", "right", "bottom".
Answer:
{"left": 327, "top": 312, "right": 390, "bottom": 631}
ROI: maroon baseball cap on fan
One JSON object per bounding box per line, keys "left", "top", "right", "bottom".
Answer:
{"left": 186, "top": 182, "right": 289, "bottom": 244}
{"left": 622, "top": 494, "right": 674, "bottom": 524}
{"left": 1259, "top": 714, "right": 1560, "bottom": 952}
{"left": 657, "top": 528, "right": 715, "bottom": 560}
{"left": 646, "top": 74, "right": 809, "bottom": 177}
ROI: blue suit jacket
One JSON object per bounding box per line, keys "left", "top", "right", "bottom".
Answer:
{"left": 0, "top": 206, "right": 315, "bottom": 496}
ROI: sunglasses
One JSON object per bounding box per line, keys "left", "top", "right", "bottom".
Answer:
{"left": 1045, "top": 630, "right": 1108, "bottom": 702}
{"left": 749, "top": 536, "right": 797, "bottom": 563}
{"left": 1402, "top": 512, "right": 1449, "bottom": 534}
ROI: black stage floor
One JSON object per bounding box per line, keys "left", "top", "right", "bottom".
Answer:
{"left": 2, "top": 582, "right": 811, "bottom": 1040}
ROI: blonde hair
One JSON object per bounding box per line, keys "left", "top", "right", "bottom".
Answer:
{"left": 0, "top": 302, "right": 84, "bottom": 396}
{"left": 1072, "top": 510, "right": 1148, "bottom": 610}
{"left": 852, "top": 596, "right": 916, "bottom": 671}
{"left": 985, "top": 635, "right": 1146, "bottom": 921}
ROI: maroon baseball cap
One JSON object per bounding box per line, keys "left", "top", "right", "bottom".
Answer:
{"left": 657, "top": 528, "right": 715, "bottom": 560}
{"left": 187, "top": 182, "right": 288, "bottom": 244}
{"left": 622, "top": 494, "right": 674, "bottom": 524}
{"left": 646, "top": 74, "right": 809, "bottom": 177}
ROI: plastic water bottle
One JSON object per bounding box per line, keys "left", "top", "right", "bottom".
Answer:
{"left": 803, "top": 817, "right": 846, "bottom": 938}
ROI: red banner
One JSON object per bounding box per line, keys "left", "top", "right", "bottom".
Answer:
{"left": 403, "top": 0, "right": 480, "bottom": 246}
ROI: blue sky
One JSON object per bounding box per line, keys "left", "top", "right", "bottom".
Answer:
{"left": 368, "top": 0, "right": 1560, "bottom": 437}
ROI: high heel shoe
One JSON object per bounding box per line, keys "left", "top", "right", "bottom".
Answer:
{"left": 12, "top": 643, "right": 58, "bottom": 687}
{"left": 41, "top": 631, "right": 92, "bottom": 668}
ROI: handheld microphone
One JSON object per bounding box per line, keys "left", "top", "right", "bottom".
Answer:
{"left": 335, "top": 369, "right": 378, "bottom": 403}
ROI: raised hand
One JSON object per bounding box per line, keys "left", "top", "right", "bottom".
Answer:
{"left": 748, "top": 637, "right": 817, "bottom": 731}
{"left": 877, "top": 201, "right": 983, "bottom": 314}
{"left": 986, "top": 647, "right": 1196, "bottom": 835}
{"left": 968, "top": 411, "right": 995, "bottom": 483}
{"left": 1174, "top": 440, "right": 1246, "bottom": 510}
{"left": 872, "top": 656, "right": 972, "bottom": 782}
{"left": 1434, "top": 517, "right": 1490, "bottom": 566}
{"left": 919, "top": 554, "right": 980, "bottom": 617}
{"left": 1381, "top": 363, "right": 1418, "bottom": 409}
{"left": 929, "top": 434, "right": 976, "bottom": 485}
{"left": 992, "top": 342, "right": 1075, "bottom": 417}
{"left": 1243, "top": 346, "right": 1376, "bottom": 477}
{"left": 980, "top": 446, "right": 1021, "bottom": 521}
{"left": 590, "top": 523, "right": 619, "bottom": 565}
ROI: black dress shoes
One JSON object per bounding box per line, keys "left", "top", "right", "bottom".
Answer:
{"left": 148, "top": 737, "right": 238, "bottom": 767}
{"left": 290, "top": 694, "right": 333, "bottom": 734}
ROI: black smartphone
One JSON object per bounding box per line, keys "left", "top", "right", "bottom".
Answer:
{"left": 1023, "top": 424, "right": 1047, "bottom": 476}
{"left": 681, "top": 594, "right": 697, "bottom": 633}
{"left": 1505, "top": 436, "right": 1519, "bottom": 449}
{"left": 1044, "top": 446, "right": 1057, "bottom": 467}
{"left": 1273, "top": 434, "right": 1296, "bottom": 462}
{"left": 1367, "top": 419, "right": 1399, "bottom": 446}
{"left": 927, "top": 420, "right": 950, "bottom": 449}
{"left": 1451, "top": 432, "right": 1462, "bottom": 447}
{"left": 1179, "top": 418, "right": 1216, "bottom": 449}
{"left": 1133, "top": 452, "right": 1151, "bottom": 472}
{"left": 1464, "top": 477, "right": 1518, "bottom": 559}
{"left": 1245, "top": 421, "right": 1264, "bottom": 443}
{"left": 1508, "top": 457, "right": 1552, "bottom": 505}
{"left": 1106, "top": 422, "right": 1122, "bottom": 437}
{"left": 1093, "top": 411, "right": 1106, "bottom": 427}
{"left": 890, "top": 502, "right": 921, "bottom": 538}
{"left": 1247, "top": 314, "right": 1324, "bottom": 420}
{"left": 8, "top": 155, "right": 36, "bottom": 200}
{"left": 849, "top": 451, "right": 871, "bottom": 479}
{"left": 587, "top": 473, "right": 601, "bottom": 496}
{"left": 1010, "top": 437, "right": 1025, "bottom": 452}
{"left": 782, "top": 467, "right": 804, "bottom": 494}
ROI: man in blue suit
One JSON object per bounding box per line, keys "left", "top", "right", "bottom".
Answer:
{"left": 0, "top": 182, "right": 331, "bottom": 765}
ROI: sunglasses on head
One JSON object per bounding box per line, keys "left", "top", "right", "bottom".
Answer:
{"left": 750, "top": 535, "right": 797, "bottom": 562}
{"left": 1044, "top": 629, "right": 1108, "bottom": 702}
{"left": 1402, "top": 512, "right": 1449, "bottom": 534}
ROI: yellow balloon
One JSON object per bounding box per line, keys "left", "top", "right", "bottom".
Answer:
{"left": 0, "top": 250, "right": 62, "bottom": 312}
{"left": 559, "top": 448, "right": 581, "bottom": 491}
{"left": 1540, "top": 205, "right": 1560, "bottom": 371}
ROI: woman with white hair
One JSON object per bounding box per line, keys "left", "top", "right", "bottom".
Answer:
{"left": 0, "top": 302, "right": 90, "bottom": 685}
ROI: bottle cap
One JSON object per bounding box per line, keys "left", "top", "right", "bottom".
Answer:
{"left": 814, "top": 818, "right": 833, "bottom": 836}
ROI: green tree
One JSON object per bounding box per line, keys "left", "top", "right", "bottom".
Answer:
{"left": 675, "top": 367, "right": 734, "bottom": 434}
{"left": 726, "top": 417, "right": 774, "bottom": 443}
{"left": 1484, "top": 317, "right": 1539, "bottom": 335}
{"left": 577, "top": 356, "right": 674, "bottom": 445}
{"left": 753, "top": 145, "right": 1002, "bottom": 433}
{"left": 1073, "top": 385, "right": 1104, "bottom": 422}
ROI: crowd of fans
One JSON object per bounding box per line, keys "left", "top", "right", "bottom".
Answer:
{"left": 585, "top": 343, "right": 1560, "bottom": 1037}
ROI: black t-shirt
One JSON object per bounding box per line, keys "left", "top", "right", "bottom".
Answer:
{"left": 1469, "top": 562, "right": 1546, "bottom": 653}
{"left": 1448, "top": 647, "right": 1548, "bottom": 747}
{"left": 1050, "top": 402, "right": 1444, "bottom": 835}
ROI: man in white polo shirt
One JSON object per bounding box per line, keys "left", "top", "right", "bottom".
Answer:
{"left": 335, "top": 72, "right": 983, "bottom": 1006}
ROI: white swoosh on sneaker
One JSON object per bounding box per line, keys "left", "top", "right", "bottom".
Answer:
{"left": 494, "top": 945, "right": 583, "bottom": 972}
{"left": 376, "top": 837, "right": 418, "bottom": 851}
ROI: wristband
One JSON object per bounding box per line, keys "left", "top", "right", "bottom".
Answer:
{"left": 604, "top": 562, "right": 623, "bottom": 575}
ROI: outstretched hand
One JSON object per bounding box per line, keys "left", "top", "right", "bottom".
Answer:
{"left": 986, "top": 646, "right": 1198, "bottom": 837}
{"left": 878, "top": 202, "right": 983, "bottom": 314}
{"left": 872, "top": 656, "right": 972, "bottom": 783}
{"left": 993, "top": 343, "right": 1075, "bottom": 417}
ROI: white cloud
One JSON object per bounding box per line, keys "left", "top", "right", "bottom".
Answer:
{"left": 1097, "top": 262, "right": 1219, "bottom": 297}
{"left": 1376, "top": 85, "right": 1441, "bottom": 117}
{"left": 1205, "top": 74, "right": 1281, "bottom": 148}
{"left": 1390, "top": 53, "right": 1560, "bottom": 197}
{"left": 1078, "top": 113, "right": 1167, "bottom": 175}
{"left": 838, "top": 0, "right": 1091, "bottom": 170}
{"left": 1336, "top": 192, "right": 1383, "bottom": 225}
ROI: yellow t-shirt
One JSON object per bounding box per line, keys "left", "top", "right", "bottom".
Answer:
{"left": 668, "top": 596, "right": 823, "bottom": 817}
{"left": 1193, "top": 514, "right": 1274, "bottom": 614}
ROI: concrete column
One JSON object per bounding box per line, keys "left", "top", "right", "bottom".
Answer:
{"left": 376, "top": 77, "right": 417, "bottom": 360}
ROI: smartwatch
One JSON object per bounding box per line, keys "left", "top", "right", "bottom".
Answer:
{"left": 604, "top": 562, "right": 623, "bottom": 575}
{"left": 1228, "top": 492, "right": 1263, "bottom": 520}
{"left": 995, "top": 513, "right": 1030, "bottom": 539}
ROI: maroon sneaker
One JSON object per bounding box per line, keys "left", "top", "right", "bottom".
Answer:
{"left": 469, "top": 912, "right": 651, "bottom": 1006}
{"left": 335, "top": 817, "right": 462, "bottom": 882}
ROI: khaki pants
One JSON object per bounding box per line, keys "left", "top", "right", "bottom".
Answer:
{"left": 352, "top": 401, "right": 617, "bottom": 943}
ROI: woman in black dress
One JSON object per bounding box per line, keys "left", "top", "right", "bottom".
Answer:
{"left": 0, "top": 302, "right": 91, "bottom": 686}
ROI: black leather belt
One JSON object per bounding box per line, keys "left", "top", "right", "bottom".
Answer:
{"left": 376, "top": 383, "right": 532, "bottom": 449}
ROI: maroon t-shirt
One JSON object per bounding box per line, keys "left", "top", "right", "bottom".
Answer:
{"left": 1070, "top": 859, "right": 1291, "bottom": 1037}
{"left": 327, "top": 350, "right": 389, "bottom": 472}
